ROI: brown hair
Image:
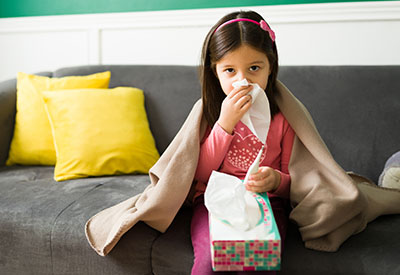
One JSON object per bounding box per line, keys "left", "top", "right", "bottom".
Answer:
{"left": 199, "top": 11, "right": 279, "bottom": 127}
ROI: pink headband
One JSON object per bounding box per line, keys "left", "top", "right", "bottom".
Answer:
{"left": 214, "top": 18, "right": 276, "bottom": 42}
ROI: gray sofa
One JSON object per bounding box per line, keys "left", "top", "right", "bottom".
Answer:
{"left": 1, "top": 65, "right": 399, "bottom": 275}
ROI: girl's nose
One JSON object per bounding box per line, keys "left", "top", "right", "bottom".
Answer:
{"left": 236, "top": 71, "right": 248, "bottom": 82}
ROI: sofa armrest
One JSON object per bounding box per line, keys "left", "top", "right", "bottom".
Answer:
{"left": 0, "top": 78, "right": 17, "bottom": 166}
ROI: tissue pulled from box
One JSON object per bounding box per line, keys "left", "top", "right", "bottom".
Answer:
{"left": 204, "top": 170, "right": 262, "bottom": 231}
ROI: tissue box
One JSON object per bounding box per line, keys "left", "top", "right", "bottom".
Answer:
{"left": 209, "top": 192, "right": 281, "bottom": 271}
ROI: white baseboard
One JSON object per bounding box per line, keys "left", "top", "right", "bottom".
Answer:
{"left": 0, "top": 1, "right": 399, "bottom": 81}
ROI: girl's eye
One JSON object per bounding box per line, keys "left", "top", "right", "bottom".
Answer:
{"left": 225, "top": 68, "right": 235, "bottom": 73}
{"left": 250, "top": 66, "right": 260, "bottom": 72}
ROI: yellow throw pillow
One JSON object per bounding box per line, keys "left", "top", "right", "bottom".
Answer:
{"left": 42, "top": 87, "right": 160, "bottom": 181}
{"left": 6, "top": 71, "right": 111, "bottom": 166}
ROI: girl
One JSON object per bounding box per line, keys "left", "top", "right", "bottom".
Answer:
{"left": 191, "top": 10, "right": 293, "bottom": 274}
{"left": 84, "top": 8, "right": 400, "bottom": 274}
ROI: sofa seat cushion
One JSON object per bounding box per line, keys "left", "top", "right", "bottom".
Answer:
{"left": 0, "top": 165, "right": 159, "bottom": 275}
{"left": 281, "top": 215, "right": 400, "bottom": 274}
{"left": 151, "top": 206, "right": 194, "bottom": 275}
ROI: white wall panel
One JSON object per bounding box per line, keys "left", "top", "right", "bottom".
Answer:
{"left": 0, "top": 31, "right": 88, "bottom": 80}
{"left": 101, "top": 26, "right": 209, "bottom": 65}
{"left": 276, "top": 20, "right": 400, "bottom": 65}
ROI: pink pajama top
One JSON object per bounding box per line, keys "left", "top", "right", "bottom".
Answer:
{"left": 194, "top": 112, "right": 295, "bottom": 200}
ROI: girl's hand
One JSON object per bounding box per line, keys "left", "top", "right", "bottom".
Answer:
{"left": 245, "top": 166, "right": 281, "bottom": 193}
{"left": 217, "top": 85, "right": 253, "bottom": 134}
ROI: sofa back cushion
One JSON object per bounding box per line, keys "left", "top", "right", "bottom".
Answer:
{"left": 278, "top": 66, "right": 400, "bottom": 182}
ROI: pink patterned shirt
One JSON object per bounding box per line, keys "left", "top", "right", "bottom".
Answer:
{"left": 194, "top": 112, "right": 295, "bottom": 200}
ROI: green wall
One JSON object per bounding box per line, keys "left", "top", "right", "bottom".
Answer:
{"left": 0, "top": 0, "right": 393, "bottom": 18}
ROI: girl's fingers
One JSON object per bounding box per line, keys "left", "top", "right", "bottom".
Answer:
{"left": 228, "top": 86, "right": 252, "bottom": 100}
{"left": 236, "top": 94, "right": 252, "bottom": 109}
{"left": 247, "top": 175, "right": 273, "bottom": 187}
{"left": 246, "top": 180, "right": 274, "bottom": 193}
{"left": 246, "top": 180, "right": 262, "bottom": 187}
{"left": 246, "top": 167, "right": 276, "bottom": 192}
{"left": 247, "top": 167, "right": 281, "bottom": 193}
{"left": 246, "top": 185, "right": 265, "bottom": 193}
{"left": 249, "top": 167, "right": 271, "bottom": 181}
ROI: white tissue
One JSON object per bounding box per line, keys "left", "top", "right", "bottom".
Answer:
{"left": 243, "top": 145, "right": 264, "bottom": 186}
{"left": 232, "top": 79, "right": 271, "bottom": 144}
{"left": 204, "top": 171, "right": 261, "bottom": 231}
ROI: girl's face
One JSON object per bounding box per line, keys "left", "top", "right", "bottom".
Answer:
{"left": 215, "top": 44, "right": 271, "bottom": 96}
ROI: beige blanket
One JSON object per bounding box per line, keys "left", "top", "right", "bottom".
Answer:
{"left": 85, "top": 81, "right": 400, "bottom": 256}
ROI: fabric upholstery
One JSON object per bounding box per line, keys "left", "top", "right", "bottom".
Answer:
{"left": 151, "top": 207, "right": 194, "bottom": 275}
{"left": 0, "top": 165, "right": 158, "bottom": 275}
{"left": 278, "top": 66, "right": 400, "bottom": 182}
{"left": 0, "top": 65, "right": 399, "bottom": 275}
{"left": 0, "top": 78, "right": 17, "bottom": 166}
{"left": 281, "top": 215, "right": 400, "bottom": 275}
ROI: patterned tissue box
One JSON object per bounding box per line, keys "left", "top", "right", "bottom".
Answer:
{"left": 209, "top": 192, "right": 281, "bottom": 271}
